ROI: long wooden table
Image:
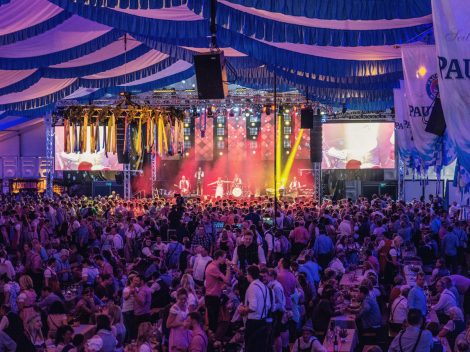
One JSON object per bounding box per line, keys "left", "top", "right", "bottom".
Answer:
{"left": 323, "top": 329, "right": 358, "bottom": 352}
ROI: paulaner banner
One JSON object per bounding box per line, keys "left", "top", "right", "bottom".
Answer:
{"left": 433, "top": 0, "right": 470, "bottom": 177}
{"left": 401, "top": 45, "right": 441, "bottom": 168}
{"left": 393, "top": 82, "right": 417, "bottom": 168}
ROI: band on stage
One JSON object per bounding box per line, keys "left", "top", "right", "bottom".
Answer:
{"left": 173, "top": 168, "right": 304, "bottom": 198}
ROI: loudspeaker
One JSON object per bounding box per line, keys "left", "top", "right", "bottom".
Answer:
{"left": 116, "top": 119, "right": 129, "bottom": 164}
{"left": 300, "top": 108, "right": 314, "bottom": 129}
{"left": 194, "top": 52, "right": 228, "bottom": 99}
{"left": 425, "top": 97, "right": 446, "bottom": 136}
{"left": 115, "top": 173, "right": 123, "bottom": 185}
{"left": 310, "top": 115, "right": 322, "bottom": 162}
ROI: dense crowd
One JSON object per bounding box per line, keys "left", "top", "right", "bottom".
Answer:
{"left": 0, "top": 192, "right": 468, "bottom": 352}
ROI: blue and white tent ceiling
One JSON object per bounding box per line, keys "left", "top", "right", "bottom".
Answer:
{"left": 0, "top": 0, "right": 434, "bottom": 126}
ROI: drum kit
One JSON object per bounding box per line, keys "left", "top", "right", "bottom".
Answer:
{"left": 211, "top": 180, "right": 246, "bottom": 198}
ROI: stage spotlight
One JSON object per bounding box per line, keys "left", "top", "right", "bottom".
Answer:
{"left": 218, "top": 123, "right": 223, "bottom": 128}
{"left": 245, "top": 109, "right": 250, "bottom": 117}
{"left": 184, "top": 123, "right": 189, "bottom": 128}
{"left": 219, "top": 151, "right": 224, "bottom": 156}
{"left": 184, "top": 136, "right": 189, "bottom": 140}
{"left": 185, "top": 152, "right": 189, "bottom": 156}
{"left": 285, "top": 121, "right": 290, "bottom": 126}
{"left": 252, "top": 150, "right": 256, "bottom": 155}
{"left": 286, "top": 150, "right": 290, "bottom": 154}
{"left": 285, "top": 106, "right": 290, "bottom": 113}
{"left": 251, "top": 122, "right": 256, "bottom": 127}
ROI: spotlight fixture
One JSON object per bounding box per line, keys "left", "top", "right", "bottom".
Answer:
{"left": 219, "top": 151, "right": 224, "bottom": 156}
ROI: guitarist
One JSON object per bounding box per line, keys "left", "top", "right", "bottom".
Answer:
{"left": 178, "top": 176, "right": 190, "bottom": 195}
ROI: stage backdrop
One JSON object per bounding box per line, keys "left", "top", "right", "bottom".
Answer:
{"left": 432, "top": 0, "right": 470, "bottom": 187}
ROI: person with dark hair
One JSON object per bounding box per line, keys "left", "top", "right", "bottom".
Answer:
{"left": 239, "top": 265, "right": 272, "bottom": 352}
{"left": 356, "top": 285, "right": 382, "bottom": 335}
{"left": 389, "top": 309, "right": 433, "bottom": 352}
{"left": 204, "top": 249, "right": 231, "bottom": 333}
{"left": 312, "top": 287, "right": 335, "bottom": 334}
{"left": 232, "top": 231, "right": 266, "bottom": 272}
{"left": 55, "top": 325, "right": 74, "bottom": 352}
{"left": 186, "top": 312, "right": 208, "bottom": 352}
{"left": 134, "top": 275, "right": 152, "bottom": 329}
{"left": 95, "top": 314, "right": 117, "bottom": 352}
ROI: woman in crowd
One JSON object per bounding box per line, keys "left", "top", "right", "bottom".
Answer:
{"left": 167, "top": 288, "right": 191, "bottom": 352}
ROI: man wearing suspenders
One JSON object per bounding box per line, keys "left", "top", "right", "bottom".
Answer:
{"left": 389, "top": 309, "right": 433, "bottom": 352}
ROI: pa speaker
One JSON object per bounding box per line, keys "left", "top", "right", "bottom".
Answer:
{"left": 116, "top": 119, "right": 129, "bottom": 164}
{"left": 300, "top": 108, "right": 314, "bottom": 129}
{"left": 194, "top": 52, "right": 228, "bottom": 99}
{"left": 425, "top": 97, "right": 446, "bottom": 136}
{"left": 310, "top": 115, "right": 322, "bottom": 163}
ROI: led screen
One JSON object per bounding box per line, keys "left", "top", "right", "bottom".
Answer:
{"left": 322, "top": 122, "right": 395, "bottom": 169}
{"left": 54, "top": 127, "right": 122, "bottom": 171}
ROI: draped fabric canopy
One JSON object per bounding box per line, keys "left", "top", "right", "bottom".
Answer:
{"left": 0, "top": 0, "right": 433, "bottom": 126}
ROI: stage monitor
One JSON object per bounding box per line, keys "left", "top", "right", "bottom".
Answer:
{"left": 54, "top": 127, "right": 123, "bottom": 171}
{"left": 322, "top": 122, "right": 395, "bottom": 170}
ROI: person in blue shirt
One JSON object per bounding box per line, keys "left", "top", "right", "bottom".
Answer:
{"left": 313, "top": 227, "right": 334, "bottom": 270}
{"left": 430, "top": 214, "right": 441, "bottom": 235}
{"left": 356, "top": 285, "right": 382, "bottom": 333}
{"left": 298, "top": 254, "right": 321, "bottom": 285}
{"left": 407, "top": 272, "right": 427, "bottom": 316}
{"left": 442, "top": 226, "right": 460, "bottom": 273}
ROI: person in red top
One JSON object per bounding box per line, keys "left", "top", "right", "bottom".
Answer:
{"left": 204, "top": 250, "right": 231, "bottom": 333}
{"left": 289, "top": 222, "right": 310, "bottom": 257}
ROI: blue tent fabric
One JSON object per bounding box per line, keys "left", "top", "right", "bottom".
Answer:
{"left": 215, "top": 0, "right": 432, "bottom": 20}
{"left": 0, "top": 11, "right": 72, "bottom": 46}
{"left": 190, "top": 0, "right": 433, "bottom": 46}
{"left": 0, "top": 30, "right": 123, "bottom": 70}
{"left": 47, "top": 0, "right": 209, "bottom": 40}
{"left": 0, "top": 0, "right": 436, "bottom": 115}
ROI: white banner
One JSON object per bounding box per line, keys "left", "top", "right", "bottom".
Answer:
{"left": 401, "top": 45, "right": 441, "bottom": 168}
{"left": 393, "top": 82, "right": 417, "bottom": 168}
{"left": 432, "top": 0, "right": 470, "bottom": 176}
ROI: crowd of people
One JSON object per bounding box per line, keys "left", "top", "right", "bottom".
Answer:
{"left": 0, "top": 192, "right": 468, "bottom": 352}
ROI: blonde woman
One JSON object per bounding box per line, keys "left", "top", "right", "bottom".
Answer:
{"left": 25, "top": 313, "right": 46, "bottom": 351}
{"left": 108, "top": 304, "right": 126, "bottom": 352}
{"left": 180, "top": 274, "right": 198, "bottom": 311}
{"left": 136, "top": 322, "right": 153, "bottom": 352}
{"left": 17, "top": 275, "right": 37, "bottom": 326}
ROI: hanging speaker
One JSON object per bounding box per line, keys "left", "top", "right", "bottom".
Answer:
{"left": 310, "top": 114, "right": 322, "bottom": 163}
{"left": 194, "top": 52, "right": 228, "bottom": 99}
{"left": 425, "top": 97, "right": 446, "bottom": 136}
{"left": 300, "top": 108, "right": 314, "bottom": 129}
{"left": 116, "top": 118, "right": 129, "bottom": 164}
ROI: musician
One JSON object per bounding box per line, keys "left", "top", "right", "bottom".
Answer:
{"left": 208, "top": 177, "right": 224, "bottom": 199}
{"left": 232, "top": 174, "right": 242, "bottom": 189}
{"left": 178, "top": 176, "right": 190, "bottom": 195}
{"left": 289, "top": 176, "right": 301, "bottom": 196}
{"left": 194, "top": 167, "right": 205, "bottom": 196}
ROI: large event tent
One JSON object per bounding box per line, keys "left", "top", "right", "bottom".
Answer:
{"left": 0, "top": 0, "right": 433, "bottom": 130}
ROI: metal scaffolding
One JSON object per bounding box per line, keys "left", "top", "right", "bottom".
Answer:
{"left": 123, "top": 164, "right": 131, "bottom": 200}
{"left": 313, "top": 162, "right": 322, "bottom": 203}
{"left": 45, "top": 112, "right": 54, "bottom": 198}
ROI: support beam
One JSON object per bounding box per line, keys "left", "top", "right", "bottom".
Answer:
{"left": 123, "top": 164, "right": 131, "bottom": 200}
{"left": 45, "top": 112, "right": 54, "bottom": 198}
{"left": 313, "top": 162, "right": 322, "bottom": 204}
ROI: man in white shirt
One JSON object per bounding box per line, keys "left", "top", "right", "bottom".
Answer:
{"left": 432, "top": 278, "right": 457, "bottom": 317}
{"left": 328, "top": 250, "right": 346, "bottom": 276}
{"left": 192, "top": 246, "right": 212, "bottom": 286}
{"left": 389, "top": 285, "right": 410, "bottom": 332}
{"left": 239, "top": 265, "right": 272, "bottom": 352}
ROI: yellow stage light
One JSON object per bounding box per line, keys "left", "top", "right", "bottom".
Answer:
{"left": 281, "top": 129, "right": 304, "bottom": 182}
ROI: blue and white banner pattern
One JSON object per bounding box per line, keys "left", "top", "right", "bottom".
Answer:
{"left": 393, "top": 83, "right": 417, "bottom": 168}
{"left": 432, "top": 0, "right": 470, "bottom": 180}
{"left": 402, "top": 45, "right": 443, "bottom": 169}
